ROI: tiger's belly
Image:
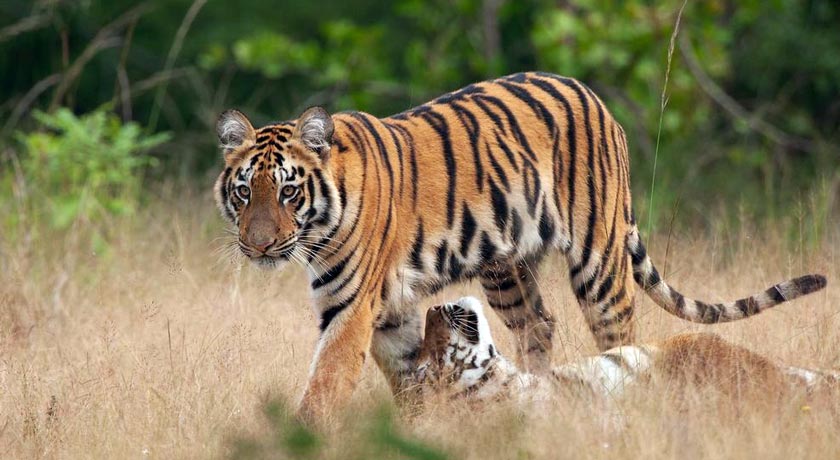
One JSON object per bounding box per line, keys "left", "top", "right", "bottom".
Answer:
{"left": 379, "top": 184, "right": 572, "bottom": 313}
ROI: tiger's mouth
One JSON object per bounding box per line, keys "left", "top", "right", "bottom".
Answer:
{"left": 249, "top": 250, "right": 293, "bottom": 269}
{"left": 247, "top": 246, "right": 293, "bottom": 260}
{"left": 440, "top": 301, "right": 481, "bottom": 344}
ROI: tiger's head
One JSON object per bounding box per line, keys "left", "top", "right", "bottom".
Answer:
{"left": 214, "top": 107, "right": 341, "bottom": 269}
{"left": 416, "top": 296, "right": 499, "bottom": 393}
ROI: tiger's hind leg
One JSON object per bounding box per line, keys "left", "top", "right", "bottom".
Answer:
{"left": 568, "top": 238, "right": 637, "bottom": 351}
{"left": 481, "top": 255, "right": 555, "bottom": 372}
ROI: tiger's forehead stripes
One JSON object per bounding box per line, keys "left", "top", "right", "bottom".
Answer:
{"left": 235, "top": 123, "right": 319, "bottom": 185}
{"left": 280, "top": 164, "right": 306, "bottom": 182}
{"left": 255, "top": 125, "right": 293, "bottom": 151}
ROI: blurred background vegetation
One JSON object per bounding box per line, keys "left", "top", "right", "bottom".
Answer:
{"left": 1, "top": 0, "right": 838, "bottom": 240}
{"left": 0, "top": 3, "right": 837, "bottom": 455}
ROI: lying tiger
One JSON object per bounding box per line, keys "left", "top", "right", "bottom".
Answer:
{"left": 416, "top": 297, "right": 840, "bottom": 409}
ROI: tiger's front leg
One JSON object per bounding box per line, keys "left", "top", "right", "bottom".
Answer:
{"left": 297, "top": 295, "right": 376, "bottom": 425}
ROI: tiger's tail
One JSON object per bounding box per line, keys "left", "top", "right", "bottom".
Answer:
{"left": 626, "top": 225, "right": 826, "bottom": 323}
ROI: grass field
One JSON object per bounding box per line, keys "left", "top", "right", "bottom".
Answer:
{"left": 2, "top": 191, "right": 838, "bottom": 459}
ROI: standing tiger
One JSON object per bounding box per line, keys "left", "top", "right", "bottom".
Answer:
{"left": 213, "top": 72, "right": 826, "bottom": 421}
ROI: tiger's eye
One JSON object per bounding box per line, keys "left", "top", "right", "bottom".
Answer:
{"left": 281, "top": 185, "right": 298, "bottom": 198}
{"left": 237, "top": 185, "right": 250, "bottom": 198}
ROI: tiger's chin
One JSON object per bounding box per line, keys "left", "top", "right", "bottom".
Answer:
{"left": 249, "top": 255, "right": 290, "bottom": 271}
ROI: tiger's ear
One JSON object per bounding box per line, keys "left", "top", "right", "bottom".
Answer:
{"left": 216, "top": 109, "right": 256, "bottom": 158}
{"left": 293, "top": 106, "right": 334, "bottom": 160}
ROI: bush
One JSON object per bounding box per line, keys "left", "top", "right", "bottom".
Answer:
{"left": 3, "top": 108, "right": 168, "bottom": 235}
{"left": 1, "top": 0, "right": 837, "bottom": 228}
{"left": 228, "top": 399, "right": 448, "bottom": 460}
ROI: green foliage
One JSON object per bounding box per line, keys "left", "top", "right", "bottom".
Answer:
{"left": 8, "top": 108, "right": 168, "bottom": 231}
{"left": 397, "top": 0, "right": 498, "bottom": 95}
{"left": 208, "top": 32, "right": 319, "bottom": 78}
{"left": 730, "top": 1, "right": 840, "bottom": 138}
{"left": 228, "top": 400, "right": 448, "bottom": 460}
{"left": 201, "top": 20, "right": 395, "bottom": 110}
{"left": 0, "top": 0, "right": 837, "bottom": 229}
{"left": 532, "top": 1, "right": 724, "bottom": 139}
{"left": 366, "top": 406, "right": 449, "bottom": 460}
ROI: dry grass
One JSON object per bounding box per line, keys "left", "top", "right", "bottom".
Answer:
{"left": 2, "top": 190, "right": 839, "bottom": 459}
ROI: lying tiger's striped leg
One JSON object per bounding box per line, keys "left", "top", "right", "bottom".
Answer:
{"left": 371, "top": 308, "right": 424, "bottom": 406}
{"left": 481, "top": 256, "right": 555, "bottom": 372}
{"left": 569, "top": 241, "right": 637, "bottom": 351}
